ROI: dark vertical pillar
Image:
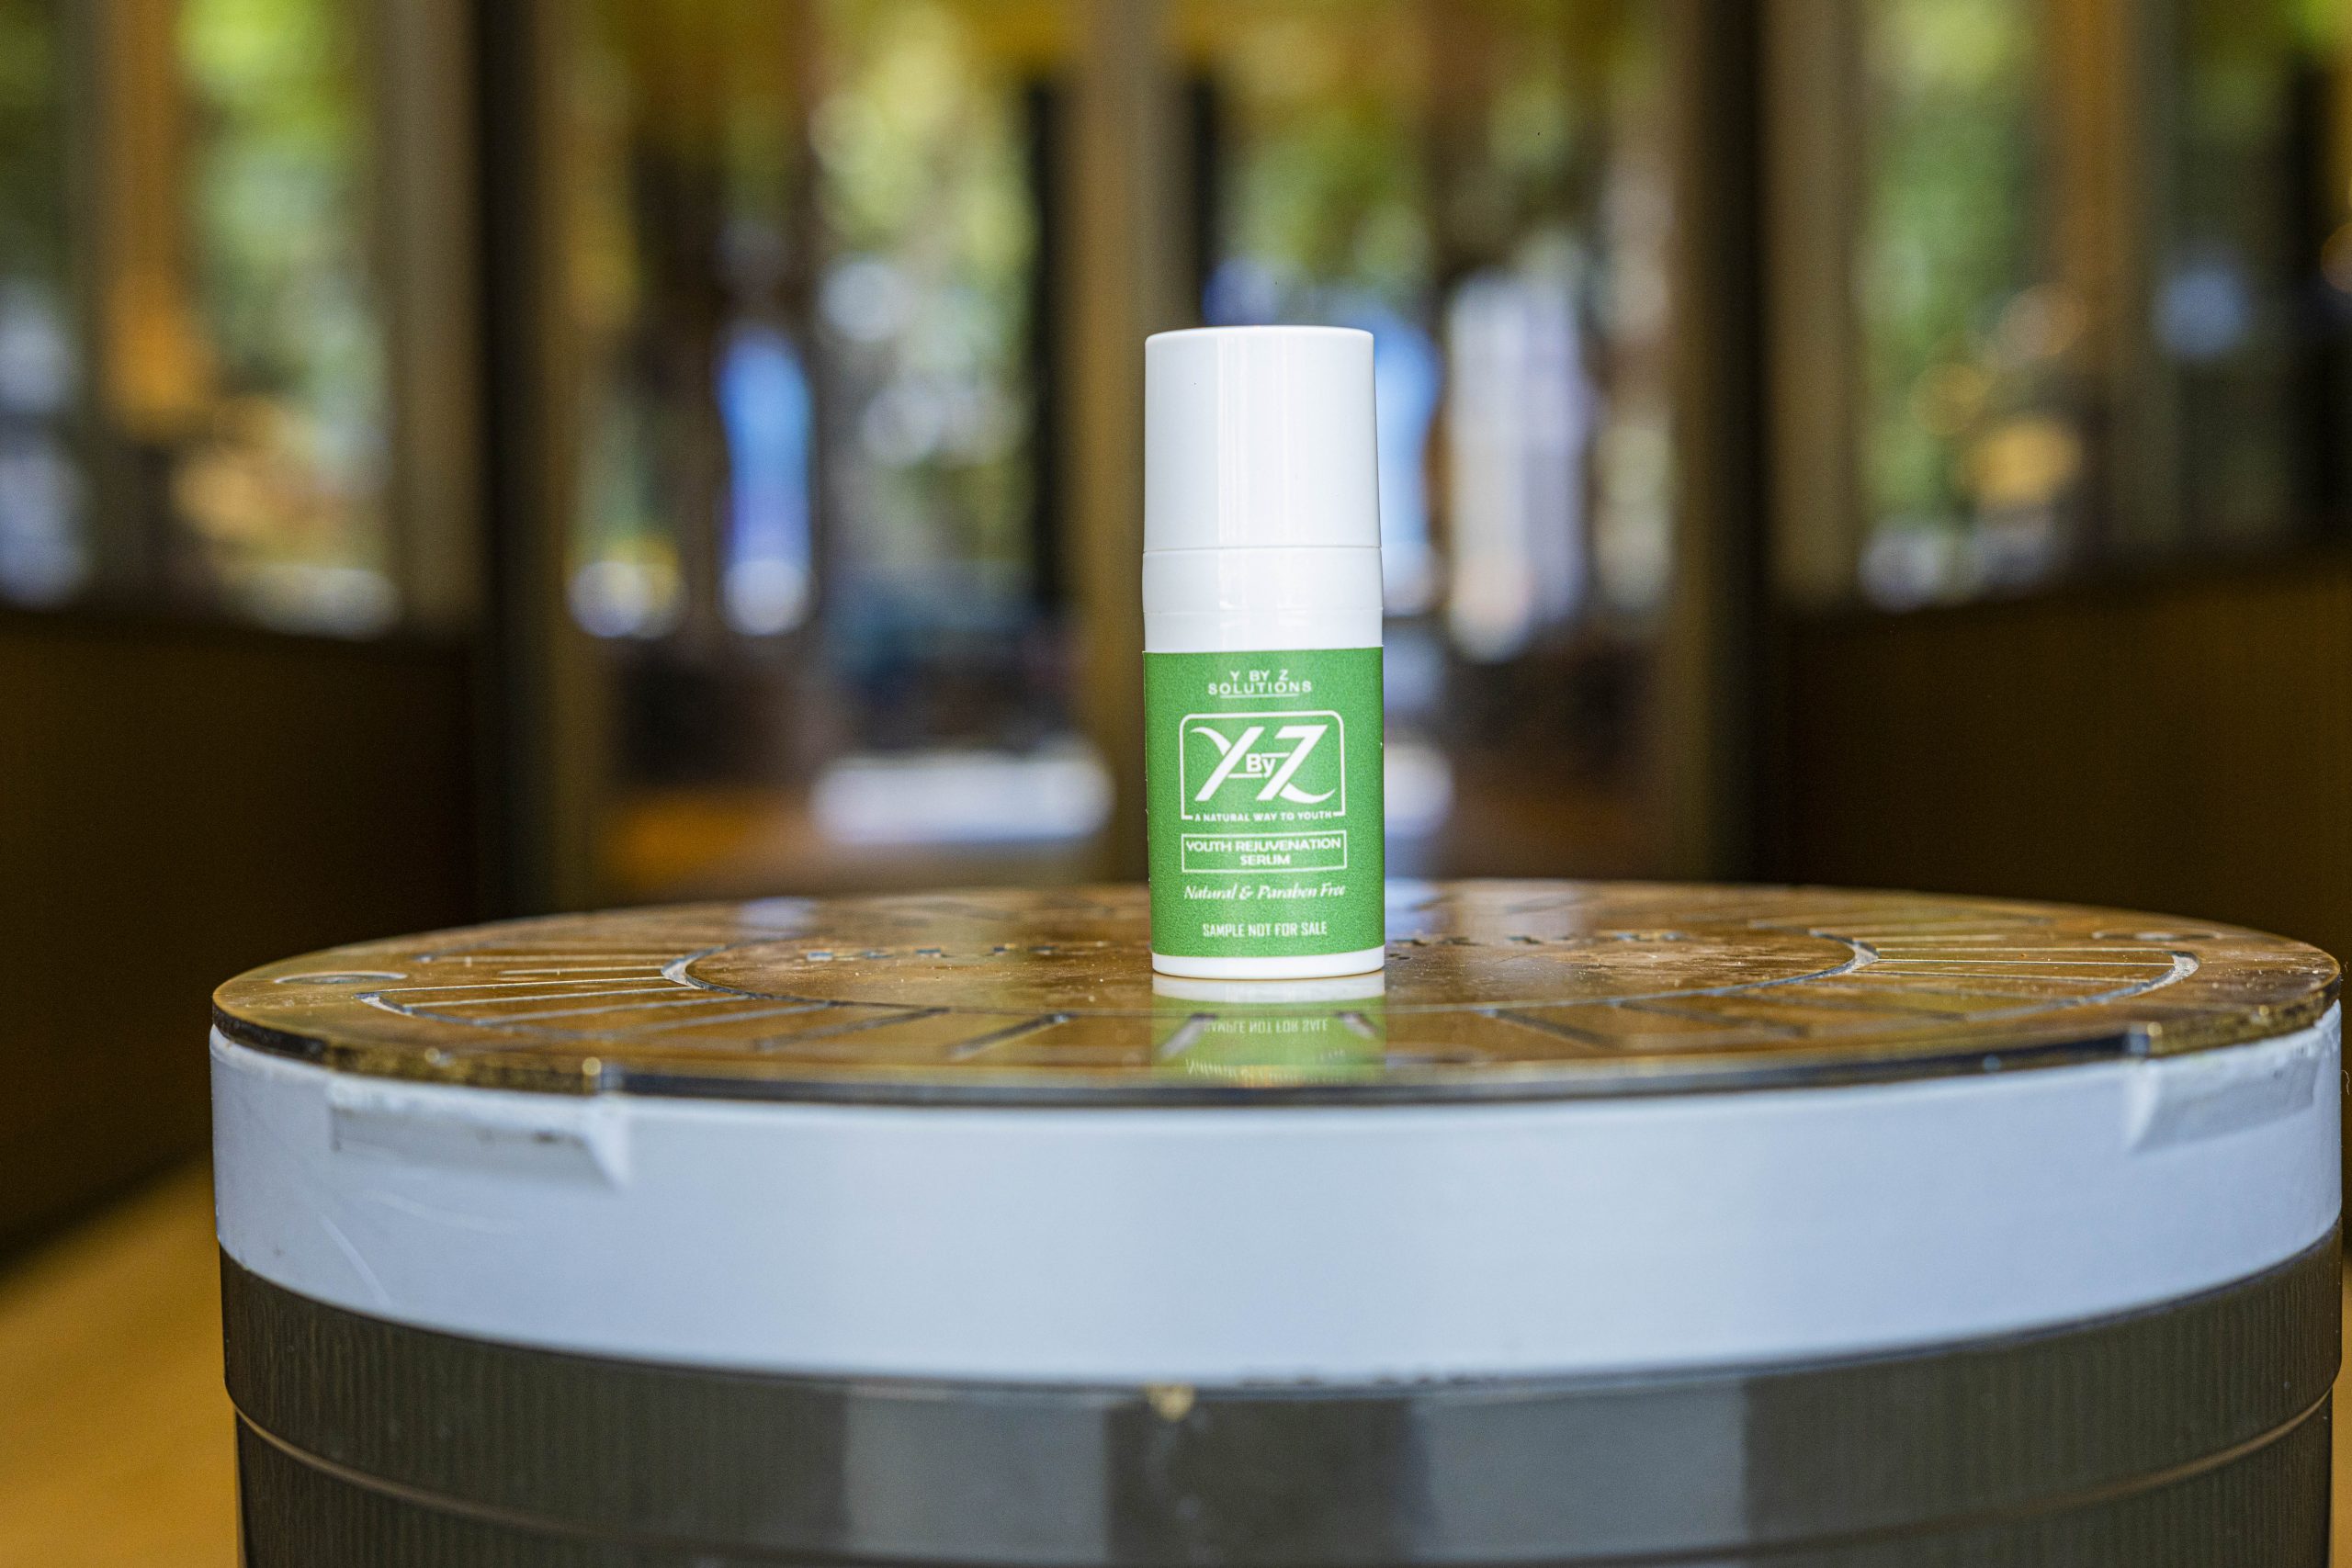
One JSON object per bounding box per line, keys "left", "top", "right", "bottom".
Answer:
{"left": 2286, "top": 62, "right": 2349, "bottom": 532}
{"left": 472, "top": 0, "right": 550, "bottom": 915}
{"left": 1025, "top": 80, "right": 1068, "bottom": 618}
{"left": 1662, "top": 0, "right": 1772, "bottom": 882}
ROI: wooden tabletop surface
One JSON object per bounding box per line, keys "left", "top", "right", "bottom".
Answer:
{"left": 214, "top": 882, "right": 2337, "bottom": 1102}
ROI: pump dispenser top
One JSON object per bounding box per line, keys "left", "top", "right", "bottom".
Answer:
{"left": 1144, "top": 326, "right": 1379, "bottom": 553}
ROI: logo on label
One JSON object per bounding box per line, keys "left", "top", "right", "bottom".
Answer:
{"left": 1178, "top": 709, "right": 1345, "bottom": 818}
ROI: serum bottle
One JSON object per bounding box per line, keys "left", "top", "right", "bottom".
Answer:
{"left": 1143, "top": 326, "right": 1385, "bottom": 979}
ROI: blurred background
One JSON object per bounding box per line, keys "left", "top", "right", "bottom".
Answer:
{"left": 6, "top": 0, "right": 2352, "bottom": 1555}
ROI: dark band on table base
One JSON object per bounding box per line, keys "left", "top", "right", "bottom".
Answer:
{"left": 225, "top": 1229, "right": 2339, "bottom": 1567}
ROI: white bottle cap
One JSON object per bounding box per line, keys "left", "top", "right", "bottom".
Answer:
{"left": 1145, "top": 325, "right": 1379, "bottom": 551}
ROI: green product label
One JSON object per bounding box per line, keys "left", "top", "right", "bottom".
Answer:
{"left": 1145, "top": 647, "right": 1384, "bottom": 958}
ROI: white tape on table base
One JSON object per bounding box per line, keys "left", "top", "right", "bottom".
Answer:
{"left": 212, "top": 1010, "right": 2340, "bottom": 1385}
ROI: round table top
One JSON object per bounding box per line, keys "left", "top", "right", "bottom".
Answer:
{"left": 212, "top": 881, "right": 2338, "bottom": 1104}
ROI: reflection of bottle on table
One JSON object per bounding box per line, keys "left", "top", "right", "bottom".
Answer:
{"left": 209, "top": 883, "right": 2342, "bottom": 1565}
{"left": 1152, "top": 971, "right": 1385, "bottom": 1085}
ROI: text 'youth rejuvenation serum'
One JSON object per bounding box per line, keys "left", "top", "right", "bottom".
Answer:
{"left": 1143, "top": 325, "right": 1385, "bottom": 979}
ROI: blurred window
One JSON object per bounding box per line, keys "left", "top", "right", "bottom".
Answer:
{"left": 561, "top": 0, "right": 1089, "bottom": 897}
{"left": 811, "top": 0, "right": 1052, "bottom": 735}
{"left": 2154, "top": 0, "right": 2346, "bottom": 547}
{"left": 717, "top": 322, "right": 815, "bottom": 637}
{"left": 1182, "top": 0, "right": 1677, "bottom": 875}
{"left": 168, "top": 0, "right": 393, "bottom": 633}
{"left": 0, "top": 0, "right": 85, "bottom": 607}
{"left": 5, "top": 0, "right": 401, "bottom": 633}
{"left": 1838, "top": 0, "right": 2352, "bottom": 611}
{"left": 1852, "top": 0, "right": 2067, "bottom": 609}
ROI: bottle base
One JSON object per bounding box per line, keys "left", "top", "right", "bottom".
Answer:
{"left": 1150, "top": 947, "right": 1386, "bottom": 981}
